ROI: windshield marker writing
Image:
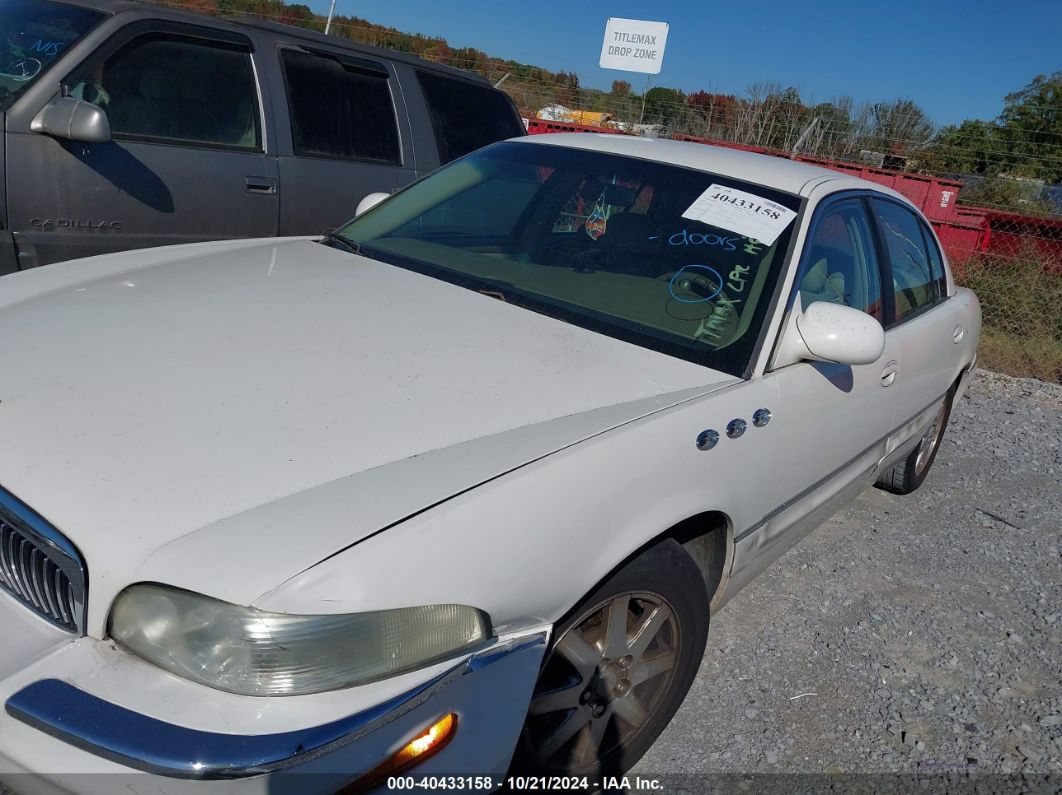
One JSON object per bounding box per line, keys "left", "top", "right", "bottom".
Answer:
{"left": 666, "top": 229, "right": 739, "bottom": 251}
{"left": 743, "top": 238, "right": 764, "bottom": 255}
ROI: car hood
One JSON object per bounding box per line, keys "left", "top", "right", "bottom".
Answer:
{"left": 0, "top": 238, "right": 734, "bottom": 626}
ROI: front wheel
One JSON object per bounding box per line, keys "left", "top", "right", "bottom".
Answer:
{"left": 876, "top": 389, "right": 954, "bottom": 495}
{"left": 510, "top": 539, "right": 709, "bottom": 778}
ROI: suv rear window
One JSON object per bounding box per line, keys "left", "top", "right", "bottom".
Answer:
{"left": 281, "top": 49, "right": 401, "bottom": 164}
{"left": 416, "top": 70, "right": 524, "bottom": 164}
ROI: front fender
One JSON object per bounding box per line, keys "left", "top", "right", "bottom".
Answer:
{"left": 255, "top": 378, "right": 779, "bottom": 630}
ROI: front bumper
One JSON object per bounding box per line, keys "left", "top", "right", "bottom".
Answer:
{"left": 0, "top": 599, "right": 547, "bottom": 794}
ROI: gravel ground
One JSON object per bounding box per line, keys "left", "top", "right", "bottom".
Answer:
{"left": 2, "top": 370, "right": 1058, "bottom": 794}
{"left": 633, "top": 369, "right": 1062, "bottom": 787}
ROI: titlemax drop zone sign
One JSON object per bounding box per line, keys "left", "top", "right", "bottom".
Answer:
{"left": 599, "top": 17, "right": 669, "bottom": 74}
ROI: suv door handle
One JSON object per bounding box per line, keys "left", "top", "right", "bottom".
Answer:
{"left": 245, "top": 176, "right": 277, "bottom": 195}
{"left": 881, "top": 360, "right": 898, "bottom": 387}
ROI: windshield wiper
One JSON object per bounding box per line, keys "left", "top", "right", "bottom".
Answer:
{"left": 320, "top": 230, "right": 361, "bottom": 255}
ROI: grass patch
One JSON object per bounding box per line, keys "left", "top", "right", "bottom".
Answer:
{"left": 975, "top": 328, "right": 1062, "bottom": 382}
{"left": 953, "top": 251, "right": 1062, "bottom": 383}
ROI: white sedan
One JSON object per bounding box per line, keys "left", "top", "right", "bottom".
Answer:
{"left": 0, "top": 134, "right": 979, "bottom": 792}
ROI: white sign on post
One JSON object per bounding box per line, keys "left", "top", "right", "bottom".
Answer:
{"left": 599, "top": 17, "right": 669, "bottom": 75}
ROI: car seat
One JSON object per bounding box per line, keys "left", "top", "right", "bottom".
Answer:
{"left": 799, "top": 243, "right": 853, "bottom": 308}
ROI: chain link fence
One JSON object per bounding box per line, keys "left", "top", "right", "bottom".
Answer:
{"left": 944, "top": 218, "right": 1062, "bottom": 382}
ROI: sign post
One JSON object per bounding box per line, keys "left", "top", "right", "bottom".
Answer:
{"left": 599, "top": 18, "right": 669, "bottom": 125}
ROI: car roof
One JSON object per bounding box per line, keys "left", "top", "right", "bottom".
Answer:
{"left": 54, "top": 0, "right": 491, "bottom": 85}
{"left": 513, "top": 133, "right": 910, "bottom": 200}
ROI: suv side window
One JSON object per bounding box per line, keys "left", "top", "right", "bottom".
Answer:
{"left": 416, "top": 70, "right": 525, "bottom": 164}
{"left": 871, "top": 198, "right": 941, "bottom": 322}
{"left": 281, "top": 49, "right": 400, "bottom": 164}
{"left": 796, "top": 198, "right": 884, "bottom": 321}
{"left": 70, "top": 33, "right": 261, "bottom": 149}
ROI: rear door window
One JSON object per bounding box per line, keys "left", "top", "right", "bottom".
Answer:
{"left": 416, "top": 70, "right": 525, "bottom": 164}
{"left": 70, "top": 33, "right": 262, "bottom": 150}
{"left": 281, "top": 49, "right": 401, "bottom": 164}
{"left": 919, "top": 224, "right": 948, "bottom": 302}
{"left": 870, "top": 199, "right": 942, "bottom": 323}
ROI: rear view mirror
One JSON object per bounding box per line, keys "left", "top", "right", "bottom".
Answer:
{"left": 355, "top": 192, "right": 390, "bottom": 217}
{"left": 31, "top": 96, "right": 111, "bottom": 144}
{"left": 776, "top": 301, "right": 885, "bottom": 367}
{"left": 601, "top": 184, "right": 636, "bottom": 208}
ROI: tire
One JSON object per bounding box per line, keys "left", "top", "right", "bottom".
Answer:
{"left": 875, "top": 389, "right": 954, "bottom": 495}
{"left": 509, "top": 539, "right": 709, "bottom": 779}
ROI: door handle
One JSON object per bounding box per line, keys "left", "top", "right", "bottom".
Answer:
{"left": 881, "top": 360, "right": 898, "bottom": 387}
{"left": 245, "top": 176, "right": 277, "bottom": 195}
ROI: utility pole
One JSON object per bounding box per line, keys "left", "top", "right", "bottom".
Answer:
{"left": 792, "top": 116, "right": 820, "bottom": 155}
{"left": 324, "top": 0, "right": 338, "bottom": 34}
{"left": 638, "top": 75, "right": 651, "bottom": 126}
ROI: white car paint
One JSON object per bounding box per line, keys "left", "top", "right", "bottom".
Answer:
{"left": 0, "top": 237, "right": 730, "bottom": 634}
{"left": 0, "top": 136, "right": 980, "bottom": 790}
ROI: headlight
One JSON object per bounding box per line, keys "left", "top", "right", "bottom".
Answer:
{"left": 109, "top": 584, "right": 491, "bottom": 696}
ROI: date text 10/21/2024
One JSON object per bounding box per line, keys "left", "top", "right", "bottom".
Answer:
{"left": 385, "top": 775, "right": 666, "bottom": 791}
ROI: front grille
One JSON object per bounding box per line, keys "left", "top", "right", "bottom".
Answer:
{"left": 0, "top": 489, "right": 86, "bottom": 633}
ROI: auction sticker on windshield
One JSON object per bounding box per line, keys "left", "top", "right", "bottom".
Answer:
{"left": 681, "top": 184, "right": 797, "bottom": 245}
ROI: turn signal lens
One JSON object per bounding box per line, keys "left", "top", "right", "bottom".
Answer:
{"left": 399, "top": 713, "right": 456, "bottom": 763}
{"left": 339, "top": 714, "right": 457, "bottom": 793}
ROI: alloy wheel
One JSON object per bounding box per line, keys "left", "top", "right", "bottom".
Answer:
{"left": 522, "top": 591, "right": 681, "bottom": 769}
{"left": 914, "top": 401, "right": 949, "bottom": 477}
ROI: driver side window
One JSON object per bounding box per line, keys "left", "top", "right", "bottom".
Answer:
{"left": 797, "top": 198, "right": 883, "bottom": 321}
{"left": 68, "top": 32, "right": 261, "bottom": 150}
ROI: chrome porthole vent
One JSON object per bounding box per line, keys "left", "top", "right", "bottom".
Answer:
{"left": 752, "top": 408, "right": 772, "bottom": 427}
{"left": 726, "top": 419, "right": 747, "bottom": 439}
{"left": 695, "top": 429, "right": 719, "bottom": 451}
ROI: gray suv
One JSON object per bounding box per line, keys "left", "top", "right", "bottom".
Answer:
{"left": 0, "top": 0, "right": 526, "bottom": 271}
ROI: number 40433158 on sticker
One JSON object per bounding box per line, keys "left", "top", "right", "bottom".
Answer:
{"left": 681, "top": 184, "right": 797, "bottom": 246}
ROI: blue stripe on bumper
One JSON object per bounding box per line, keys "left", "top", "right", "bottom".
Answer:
{"left": 5, "top": 633, "right": 546, "bottom": 780}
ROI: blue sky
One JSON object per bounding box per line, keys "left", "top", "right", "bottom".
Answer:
{"left": 304, "top": 0, "right": 1062, "bottom": 126}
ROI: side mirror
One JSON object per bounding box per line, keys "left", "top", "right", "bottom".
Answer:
{"left": 355, "top": 192, "right": 390, "bottom": 217}
{"left": 777, "top": 301, "right": 885, "bottom": 367}
{"left": 31, "top": 96, "right": 111, "bottom": 144}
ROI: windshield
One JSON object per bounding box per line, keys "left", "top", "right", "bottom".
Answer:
{"left": 0, "top": 0, "right": 103, "bottom": 110}
{"left": 337, "top": 141, "right": 802, "bottom": 377}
